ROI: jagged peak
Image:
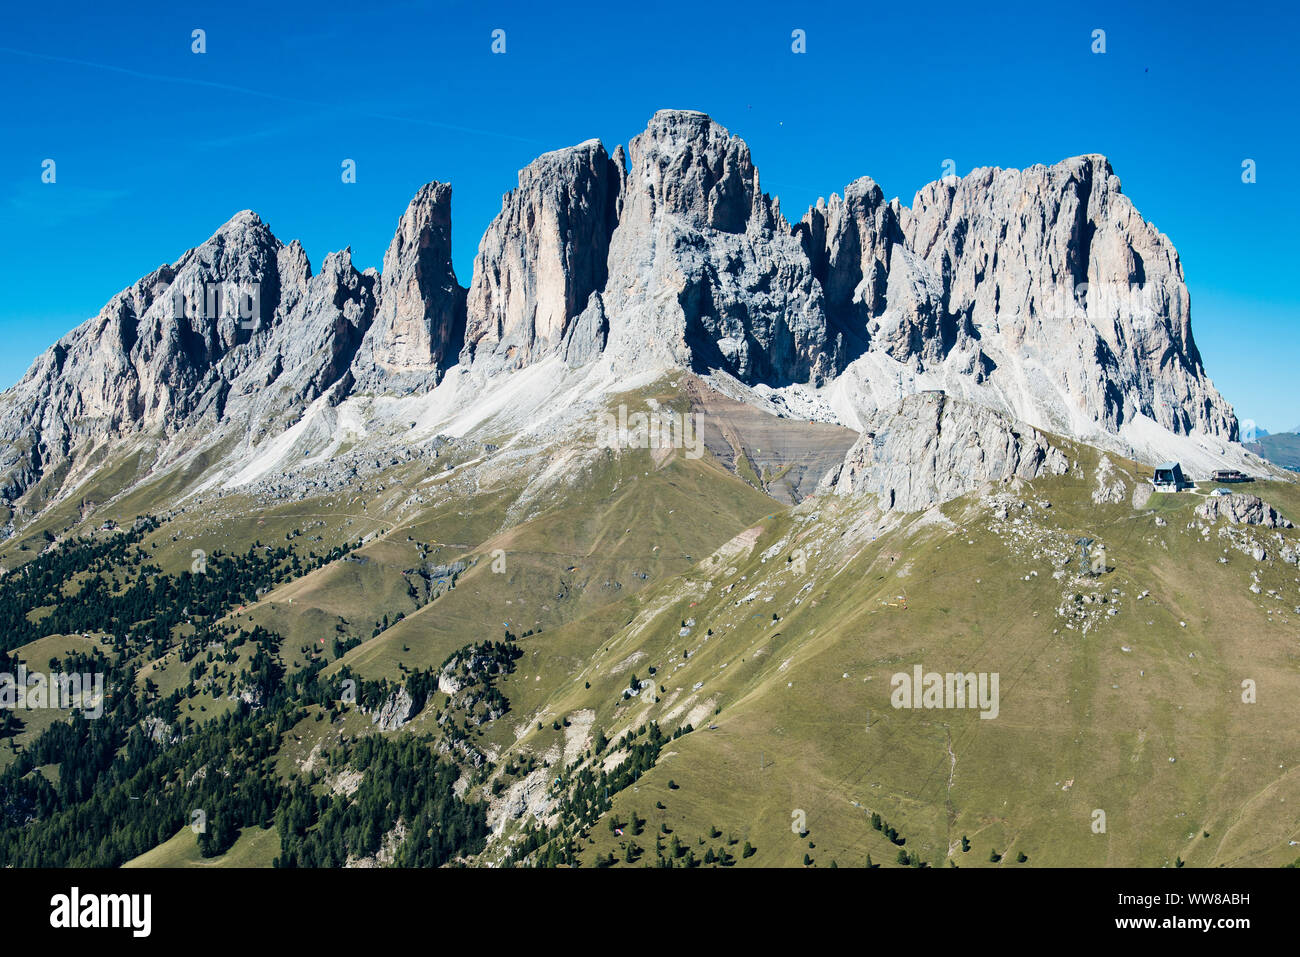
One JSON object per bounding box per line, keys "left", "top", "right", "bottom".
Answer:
{"left": 349, "top": 178, "right": 463, "bottom": 395}
{"left": 813, "top": 176, "right": 886, "bottom": 215}
{"left": 385, "top": 182, "right": 455, "bottom": 273}
{"left": 624, "top": 109, "right": 760, "bottom": 233}
{"left": 0, "top": 111, "right": 1242, "bottom": 522}
{"left": 399, "top": 181, "right": 453, "bottom": 217}
{"left": 210, "top": 208, "right": 272, "bottom": 238}
{"left": 180, "top": 209, "right": 284, "bottom": 269}
{"left": 1009, "top": 153, "right": 1119, "bottom": 189}
{"left": 844, "top": 175, "right": 885, "bottom": 202}
{"left": 1062, "top": 152, "right": 1115, "bottom": 176}
{"left": 320, "top": 247, "right": 356, "bottom": 273}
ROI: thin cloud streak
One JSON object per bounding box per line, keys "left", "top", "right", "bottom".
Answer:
{"left": 0, "top": 45, "right": 543, "bottom": 146}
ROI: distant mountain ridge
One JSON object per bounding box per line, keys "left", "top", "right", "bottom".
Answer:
{"left": 1247, "top": 431, "right": 1300, "bottom": 470}
{"left": 0, "top": 109, "right": 1256, "bottom": 523}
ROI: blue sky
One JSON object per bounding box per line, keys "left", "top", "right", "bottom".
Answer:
{"left": 2, "top": 0, "right": 1296, "bottom": 431}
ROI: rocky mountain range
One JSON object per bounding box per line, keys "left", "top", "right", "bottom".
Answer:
{"left": 3, "top": 110, "right": 1299, "bottom": 877}
{"left": 0, "top": 109, "right": 1266, "bottom": 524}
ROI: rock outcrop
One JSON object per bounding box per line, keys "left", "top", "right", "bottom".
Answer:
{"left": 370, "top": 687, "right": 415, "bottom": 732}
{"left": 905, "top": 158, "right": 1231, "bottom": 437}
{"left": 233, "top": 247, "right": 377, "bottom": 438}
{"left": 820, "top": 391, "right": 1070, "bottom": 511}
{"left": 797, "top": 177, "right": 926, "bottom": 366}
{"left": 1195, "top": 494, "right": 1293, "bottom": 528}
{"left": 584, "top": 113, "right": 1234, "bottom": 451}
{"left": 1091, "top": 455, "right": 1129, "bottom": 505}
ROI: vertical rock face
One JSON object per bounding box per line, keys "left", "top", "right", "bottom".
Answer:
{"left": 601, "top": 110, "right": 833, "bottom": 385}
{"left": 621, "top": 109, "right": 758, "bottom": 232}
{"left": 462, "top": 141, "right": 621, "bottom": 371}
{"left": 895, "top": 156, "right": 1235, "bottom": 439}
{"left": 409, "top": 111, "right": 1233, "bottom": 451}
{"left": 0, "top": 211, "right": 287, "bottom": 483}
{"left": 798, "top": 179, "right": 979, "bottom": 373}
{"left": 235, "top": 247, "right": 376, "bottom": 437}
{"left": 127, "top": 211, "right": 287, "bottom": 430}
{"left": 351, "top": 182, "right": 466, "bottom": 393}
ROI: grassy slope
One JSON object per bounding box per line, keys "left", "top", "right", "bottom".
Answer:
{"left": 123, "top": 825, "right": 280, "bottom": 868}
{"left": 0, "top": 633, "right": 111, "bottom": 772}
{"left": 6, "top": 378, "right": 1299, "bottom": 869}
{"left": 333, "top": 448, "right": 777, "bottom": 682}
{"left": 548, "top": 456, "right": 1300, "bottom": 867}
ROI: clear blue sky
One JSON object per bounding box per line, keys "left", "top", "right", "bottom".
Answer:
{"left": 2, "top": 0, "right": 1296, "bottom": 431}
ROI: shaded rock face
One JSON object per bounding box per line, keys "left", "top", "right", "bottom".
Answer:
{"left": 601, "top": 110, "right": 833, "bottom": 386}
{"left": 0, "top": 212, "right": 375, "bottom": 499}
{"left": 1196, "top": 494, "right": 1292, "bottom": 528}
{"left": 229, "top": 246, "right": 377, "bottom": 443}
{"left": 800, "top": 176, "right": 977, "bottom": 375}
{"left": 351, "top": 182, "right": 466, "bottom": 393}
{"left": 797, "top": 177, "right": 902, "bottom": 363}
{"left": 591, "top": 112, "right": 1232, "bottom": 447}
{"left": 821, "top": 392, "right": 1070, "bottom": 511}
{"left": 462, "top": 141, "right": 621, "bottom": 372}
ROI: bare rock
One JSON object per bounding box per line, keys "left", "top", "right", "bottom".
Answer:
{"left": 351, "top": 182, "right": 465, "bottom": 393}
{"left": 371, "top": 687, "right": 415, "bottom": 732}
{"left": 0, "top": 211, "right": 374, "bottom": 502}
{"left": 1092, "top": 455, "right": 1129, "bottom": 504}
{"left": 601, "top": 110, "right": 833, "bottom": 385}
{"left": 1195, "top": 494, "right": 1293, "bottom": 528}
{"left": 821, "top": 391, "right": 1069, "bottom": 511}
{"left": 894, "top": 156, "right": 1236, "bottom": 442}
{"left": 462, "top": 141, "right": 621, "bottom": 371}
